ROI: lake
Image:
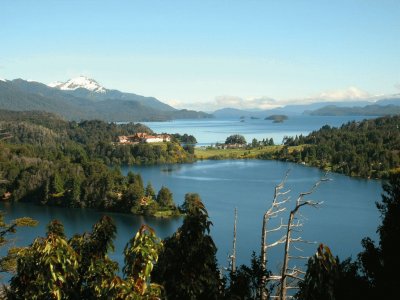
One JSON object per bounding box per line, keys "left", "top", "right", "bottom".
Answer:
{"left": 0, "top": 115, "right": 383, "bottom": 282}
{"left": 127, "top": 160, "right": 381, "bottom": 271}
{"left": 1, "top": 159, "right": 381, "bottom": 280}
{"left": 143, "top": 115, "right": 375, "bottom": 146}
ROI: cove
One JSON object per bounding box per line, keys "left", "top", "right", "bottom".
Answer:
{"left": 1, "top": 160, "right": 381, "bottom": 279}
{"left": 126, "top": 160, "right": 381, "bottom": 271}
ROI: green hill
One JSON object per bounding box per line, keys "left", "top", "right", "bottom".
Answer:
{"left": 280, "top": 115, "right": 400, "bottom": 178}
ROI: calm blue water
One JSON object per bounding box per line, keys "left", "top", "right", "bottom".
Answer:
{"left": 1, "top": 160, "right": 381, "bottom": 281}
{"left": 143, "top": 116, "right": 374, "bottom": 145}
{"left": 127, "top": 160, "right": 381, "bottom": 272}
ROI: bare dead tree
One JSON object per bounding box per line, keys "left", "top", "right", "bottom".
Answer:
{"left": 259, "top": 171, "right": 291, "bottom": 300}
{"left": 278, "top": 177, "right": 329, "bottom": 300}
{"left": 231, "top": 207, "right": 238, "bottom": 273}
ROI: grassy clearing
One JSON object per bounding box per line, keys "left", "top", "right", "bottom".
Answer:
{"left": 151, "top": 209, "right": 182, "bottom": 218}
{"left": 194, "top": 145, "right": 304, "bottom": 160}
{"left": 194, "top": 146, "right": 279, "bottom": 160}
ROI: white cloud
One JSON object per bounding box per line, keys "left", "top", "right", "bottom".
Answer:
{"left": 282, "top": 86, "right": 372, "bottom": 105}
{"left": 166, "top": 86, "right": 374, "bottom": 112}
{"left": 215, "top": 95, "right": 278, "bottom": 110}
{"left": 164, "top": 99, "right": 184, "bottom": 108}
{"left": 166, "top": 95, "right": 279, "bottom": 111}
{"left": 395, "top": 83, "right": 400, "bottom": 91}
{"left": 310, "top": 86, "right": 370, "bottom": 101}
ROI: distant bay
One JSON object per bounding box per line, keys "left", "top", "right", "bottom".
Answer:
{"left": 143, "top": 115, "right": 375, "bottom": 146}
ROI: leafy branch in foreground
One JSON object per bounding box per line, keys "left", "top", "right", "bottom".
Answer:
{"left": 0, "top": 212, "right": 37, "bottom": 275}
{"left": 6, "top": 217, "right": 163, "bottom": 300}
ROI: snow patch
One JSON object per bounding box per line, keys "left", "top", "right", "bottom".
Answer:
{"left": 0, "top": 78, "right": 7, "bottom": 82}
{"left": 48, "top": 81, "right": 64, "bottom": 88}
{"left": 49, "top": 76, "right": 107, "bottom": 93}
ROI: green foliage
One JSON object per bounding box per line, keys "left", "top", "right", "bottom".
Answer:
{"left": 68, "top": 216, "right": 119, "bottom": 299}
{"left": 123, "top": 225, "right": 163, "bottom": 295}
{"left": 0, "top": 212, "right": 38, "bottom": 275}
{"left": 358, "top": 171, "right": 400, "bottom": 298}
{"left": 172, "top": 133, "right": 197, "bottom": 144}
{"left": 0, "top": 111, "right": 182, "bottom": 217}
{"left": 46, "top": 220, "right": 66, "bottom": 239}
{"left": 51, "top": 172, "right": 64, "bottom": 195}
{"left": 225, "top": 134, "right": 247, "bottom": 145}
{"left": 296, "top": 244, "right": 338, "bottom": 300}
{"left": 281, "top": 116, "right": 400, "bottom": 178}
{"left": 297, "top": 172, "right": 400, "bottom": 300}
{"left": 156, "top": 186, "right": 174, "bottom": 208}
{"left": 144, "top": 182, "right": 156, "bottom": 200}
{"left": 296, "top": 245, "right": 370, "bottom": 300}
{"left": 153, "top": 193, "right": 222, "bottom": 299}
{"left": 7, "top": 217, "right": 163, "bottom": 299}
{"left": 8, "top": 234, "right": 80, "bottom": 300}
{"left": 225, "top": 252, "right": 270, "bottom": 300}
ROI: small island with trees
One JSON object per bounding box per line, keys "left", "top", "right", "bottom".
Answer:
{"left": 265, "top": 114, "right": 289, "bottom": 123}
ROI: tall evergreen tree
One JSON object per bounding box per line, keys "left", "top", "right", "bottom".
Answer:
{"left": 358, "top": 171, "right": 400, "bottom": 298}
{"left": 153, "top": 193, "right": 222, "bottom": 299}
{"left": 145, "top": 182, "right": 156, "bottom": 200}
{"left": 156, "top": 186, "right": 174, "bottom": 208}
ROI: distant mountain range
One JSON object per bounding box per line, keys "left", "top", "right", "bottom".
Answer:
{"left": 308, "top": 104, "right": 400, "bottom": 116}
{"left": 213, "top": 97, "right": 400, "bottom": 118}
{"left": 0, "top": 76, "right": 211, "bottom": 121}
{"left": 2, "top": 76, "right": 399, "bottom": 121}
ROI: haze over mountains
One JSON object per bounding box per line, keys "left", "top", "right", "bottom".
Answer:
{"left": 0, "top": 76, "right": 211, "bottom": 122}
{"left": 213, "top": 96, "right": 400, "bottom": 118}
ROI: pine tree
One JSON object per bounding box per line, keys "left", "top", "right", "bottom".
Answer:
{"left": 145, "top": 182, "right": 156, "bottom": 200}
{"left": 153, "top": 193, "right": 222, "bottom": 299}
{"left": 156, "top": 186, "right": 174, "bottom": 208}
{"left": 358, "top": 171, "right": 400, "bottom": 298}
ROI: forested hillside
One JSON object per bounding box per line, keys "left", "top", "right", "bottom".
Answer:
{"left": 279, "top": 115, "right": 400, "bottom": 178}
{"left": 0, "top": 110, "right": 192, "bottom": 216}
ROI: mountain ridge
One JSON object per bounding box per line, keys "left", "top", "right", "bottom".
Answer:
{"left": 213, "top": 98, "right": 400, "bottom": 118}
{"left": 0, "top": 78, "right": 211, "bottom": 121}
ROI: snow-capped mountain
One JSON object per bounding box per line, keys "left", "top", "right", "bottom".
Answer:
{"left": 48, "top": 76, "right": 106, "bottom": 93}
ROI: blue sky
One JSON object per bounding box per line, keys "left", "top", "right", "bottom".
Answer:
{"left": 1, "top": 0, "right": 400, "bottom": 110}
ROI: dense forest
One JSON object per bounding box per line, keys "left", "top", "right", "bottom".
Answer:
{"left": 0, "top": 110, "right": 194, "bottom": 216}
{"left": 198, "top": 116, "right": 400, "bottom": 179}
{"left": 272, "top": 116, "right": 400, "bottom": 178}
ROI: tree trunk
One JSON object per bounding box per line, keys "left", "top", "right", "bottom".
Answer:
{"left": 231, "top": 207, "right": 237, "bottom": 273}
{"left": 280, "top": 210, "right": 295, "bottom": 300}
{"left": 260, "top": 212, "right": 268, "bottom": 300}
